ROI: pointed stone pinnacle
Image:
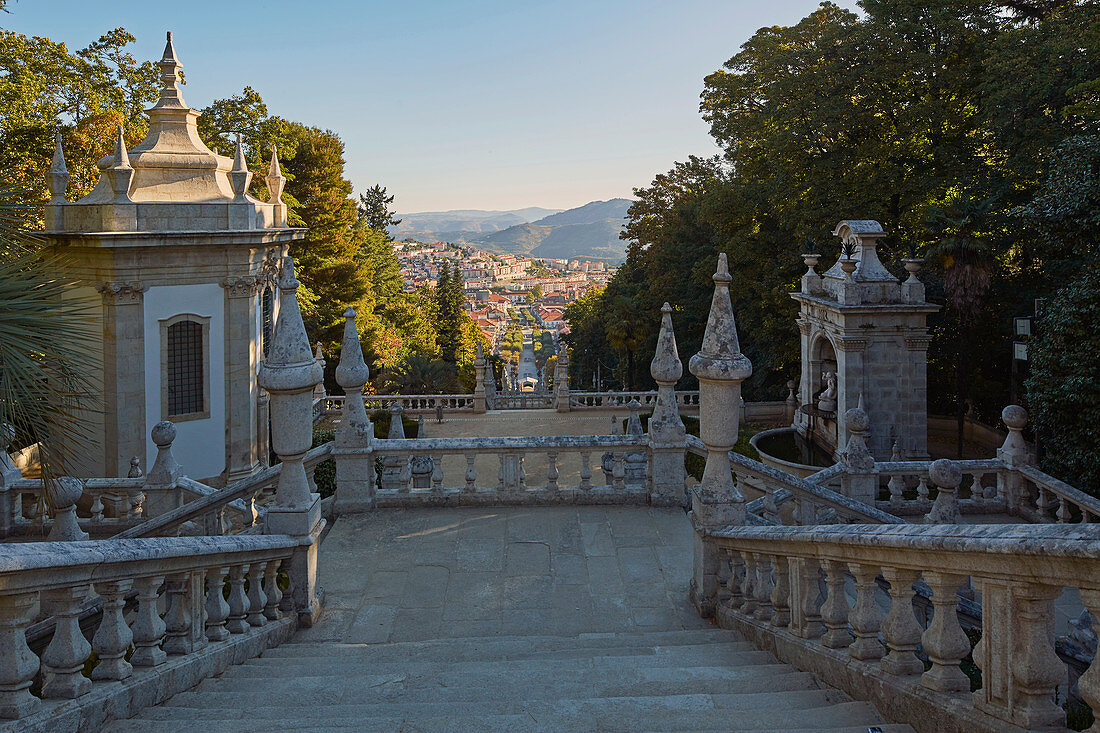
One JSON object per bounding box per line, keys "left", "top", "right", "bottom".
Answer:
{"left": 713, "top": 252, "right": 731, "bottom": 284}
{"left": 155, "top": 30, "right": 186, "bottom": 108}
{"left": 258, "top": 257, "right": 322, "bottom": 393}
{"left": 650, "top": 302, "right": 682, "bottom": 384}
{"left": 50, "top": 133, "right": 67, "bottom": 173}
{"left": 114, "top": 126, "right": 130, "bottom": 168}
{"left": 233, "top": 133, "right": 248, "bottom": 171}
{"left": 266, "top": 146, "right": 285, "bottom": 202}
{"left": 335, "top": 307, "right": 369, "bottom": 390}
{"left": 163, "top": 31, "right": 178, "bottom": 62}
{"left": 688, "top": 253, "right": 751, "bottom": 382}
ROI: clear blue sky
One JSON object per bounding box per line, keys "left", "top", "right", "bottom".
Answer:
{"left": 4, "top": 0, "right": 826, "bottom": 213}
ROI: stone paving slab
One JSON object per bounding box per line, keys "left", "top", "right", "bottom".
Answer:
{"left": 304, "top": 505, "right": 705, "bottom": 645}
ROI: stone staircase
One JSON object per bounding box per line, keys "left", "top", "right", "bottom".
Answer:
{"left": 106, "top": 628, "right": 910, "bottom": 732}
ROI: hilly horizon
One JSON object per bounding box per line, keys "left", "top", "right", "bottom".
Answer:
{"left": 392, "top": 198, "right": 634, "bottom": 263}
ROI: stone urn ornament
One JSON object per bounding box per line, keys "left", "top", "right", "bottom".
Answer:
{"left": 47, "top": 476, "right": 89, "bottom": 541}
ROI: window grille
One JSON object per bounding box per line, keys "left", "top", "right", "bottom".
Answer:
{"left": 167, "top": 320, "right": 204, "bottom": 416}
{"left": 262, "top": 287, "right": 274, "bottom": 357}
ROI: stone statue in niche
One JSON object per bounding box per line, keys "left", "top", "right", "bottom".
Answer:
{"left": 817, "top": 370, "right": 837, "bottom": 412}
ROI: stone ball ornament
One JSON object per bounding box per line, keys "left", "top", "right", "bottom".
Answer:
{"left": 151, "top": 420, "right": 176, "bottom": 447}
{"left": 929, "top": 458, "right": 963, "bottom": 489}
{"left": 1002, "top": 404, "right": 1028, "bottom": 431}
{"left": 844, "top": 404, "right": 870, "bottom": 433}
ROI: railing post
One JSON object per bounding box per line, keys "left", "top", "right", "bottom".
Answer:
{"left": 144, "top": 420, "right": 183, "bottom": 518}
{"left": 919, "top": 571, "right": 971, "bottom": 692}
{"left": 472, "top": 342, "right": 487, "bottom": 413}
{"left": 1008, "top": 582, "right": 1065, "bottom": 729}
{"left": 90, "top": 579, "right": 134, "bottom": 680}
{"left": 847, "top": 562, "right": 883, "bottom": 661}
{"left": 839, "top": 396, "right": 876, "bottom": 505}
{"left": 333, "top": 307, "right": 375, "bottom": 514}
{"left": 880, "top": 567, "right": 924, "bottom": 676}
{"left": 258, "top": 257, "right": 325, "bottom": 626}
{"left": 820, "top": 559, "right": 852, "bottom": 648}
{"left": 688, "top": 254, "right": 753, "bottom": 616}
{"left": 648, "top": 303, "right": 688, "bottom": 506}
{"left": 131, "top": 575, "right": 167, "bottom": 667}
{"left": 41, "top": 586, "right": 92, "bottom": 698}
{"left": 996, "top": 404, "right": 1030, "bottom": 515}
{"left": 0, "top": 591, "right": 40, "bottom": 719}
{"left": 45, "top": 476, "right": 88, "bottom": 541}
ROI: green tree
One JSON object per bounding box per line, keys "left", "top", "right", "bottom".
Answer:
{"left": 358, "top": 184, "right": 401, "bottom": 234}
{"left": 1026, "top": 269, "right": 1100, "bottom": 495}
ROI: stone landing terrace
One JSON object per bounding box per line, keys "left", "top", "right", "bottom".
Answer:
{"left": 106, "top": 508, "right": 910, "bottom": 732}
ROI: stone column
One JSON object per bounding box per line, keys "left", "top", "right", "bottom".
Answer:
{"left": 648, "top": 303, "right": 687, "bottom": 507}
{"left": 555, "top": 344, "right": 570, "bottom": 412}
{"left": 333, "top": 308, "right": 375, "bottom": 514}
{"left": 259, "top": 257, "right": 324, "bottom": 626}
{"left": 688, "top": 254, "right": 752, "bottom": 616}
{"left": 472, "top": 342, "right": 487, "bottom": 414}
{"left": 97, "top": 281, "right": 148, "bottom": 477}
{"left": 222, "top": 275, "right": 263, "bottom": 483}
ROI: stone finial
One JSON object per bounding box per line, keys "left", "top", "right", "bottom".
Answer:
{"left": 266, "top": 146, "right": 286, "bottom": 202}
{"left": 107, "top": 127, "right": 134, "bottom": 202}
{"left": 46, "top": 476, "right": 88, "bottom": 541}
{"left": 258, "top": 257, "right": 324, "bottom": 394}
{"left": 689, "top": 254, "right": 752, "bottom": 381}
{"left": 626, "top": 400, "right": 643, "bottom": 436}
{"left": 842, "top": 395, "right": 874, "bottom": 472}
{"left": 998, "top": 404, "right": 1030, "bottom": 469}
{"left": 155, "top": 31, "right": 186, "bottom": 109}
{"left": 688, "top": 253, "right": 752, "bottom": 520}
{"left": 46, "top": 132, "right": 69, "bottom": 203}
{"left": 831, "top": 220, "right": 895, "bottom": 283}
{"left": 926, "top": 458, "right": 962, "bottom": 524}
{"left": 650, "top": 303, "right": 683, "bottom": 384}
{"left": 229, "top": 133, "right": 253, "bottom": 200}
{"left": 127, "top": 457, "right": 143, "bottom": 478}
{"left": 388, "top": 404, "right": 406, "bottom": 439}
{"left": 785, "top": 380, "right": 798, "bottom": 406}
{"left": 146, "top": 421, "right": 182, "bottom": 486}
{"left": 312, "top": 341, "right": 326, "bottom": 400}
{"left": 474, "top": 341, "right": 485, "bottom": 365}
{"left": 335, "top": 308, "right": 368, "bottom": 390}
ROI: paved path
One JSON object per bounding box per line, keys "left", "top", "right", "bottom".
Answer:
{"left": 306, "top": 506, "right": 705, "bottom": 642}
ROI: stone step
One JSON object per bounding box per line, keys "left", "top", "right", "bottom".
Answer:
{"left": 255, "top": 640, "right": 766, "bottom": 667}
{"left": 108, "top": 700, "right": 909, "bottom": 732}
{"left": 198, "top": 664, "right": 818, "bottom": 703}
{"left": 265, "top": 628, "right": 748, "bottom": 659}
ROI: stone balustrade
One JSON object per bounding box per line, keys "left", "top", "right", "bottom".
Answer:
{"left": 707, "top": 522, "right": 1100, "bottom": 733}
{"left": 317, "top": 393, "right": 476, "bottom": 421}
{"left": 568, "top": 390, "right": 701, "bottom": 412}
{"left": 0, "top": 535, "right": 300, "bottom": 728}
{"left": 491, "top": 393, "right": 555, "bottom": 410}
{"left": 361, "top": 434, "right": 651, "bottom": 507}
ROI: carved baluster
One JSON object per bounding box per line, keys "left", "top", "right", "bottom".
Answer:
{"left": 431, "top": 457, "right": 444, "bottom": 494}
{"left": 205, "top": 567, "right": 230, "bottom": 642}
{"left": 264, "top": 561, "right": 283, "bottom": 620}
{"left": 1057, "top": 497, "right": 1070, "bottom": 523}
{"left": 724, "top": 550, "right": 744, "bottom": 611}
{"left": 130, "top": 575, "right": 166, "bottom": 667}
{"left": 497, "top": 454, "right": 505, "bottom": 491}
{"left": 464, "top": 454, "right": 476, "bottom": 493}
{"left": 770, "top": 555, "right": 790, "bottom": 627}
{"left": 847, "top": 563, "right": 883, "bottom": 661}
{"left": 1075, "top": 589, "right": 1100, "bottom": 733}
{"left": 226, "top": 565, "right": 250, "bottom": 634}
{"left": 917, "top": 476, "right": 930, "bottom": 502}
{"left": 91, "top": 579, "right": 133, "bottom": 680}
{"left": 0, "top": 591, "right": 40, "bottom": 719}
{"left": 741, "top": 554, "right": 758, "bottom": 617}
{"left": 89, "top": 491, "right": 104, "bottom": 521}
{"left": 243, "top": 491, "right": 258, "bottom": 527}
{"left": 794, "top": 559, "right": 824, "bottom": 639}
{"left": 880, "top": 567, "right": 924, "bottom": 676}
{"left": 247, "top": 563, "right": 268, "bottom": 627}
{"left": 1010, "top": 583, "right": 1065, "bottom": 728}
{"left": 518, "top": 453, "right": 526, "bottom": 489}
{"left": 579, "top": 451, "right": 592, "bottom": 491}
{"left": 546, "top": 451, "right": 559, "bottom": 492}
{"left": 163, "top": 573, "right": 196, "bottom": 655}
{"left": 919, "top": 571, "right": 971, "bottom": 692}
{"left": 821, "top": 560, "right": 852, "bottom": 649}
{"left": 755, "top": 555, "right": 774, "bottom": 623}
{"left": 981, "top": 472, "right": 997, "bottom": 500}
{"left": 612, "top": 453, "right": 625, "bottom": 491}
{"left": 41, "top": 586, "right": 92, "bottom": 698}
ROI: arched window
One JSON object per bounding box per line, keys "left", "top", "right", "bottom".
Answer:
{"left": 262, "top": 286, "right": 274, "bottom": 358}
{"left": 162, "top": 315, "right": 210, "bottom": 420}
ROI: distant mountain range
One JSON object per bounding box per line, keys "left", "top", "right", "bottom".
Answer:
{"left": 391, "top": 199, "right": 634, "bottom": 263}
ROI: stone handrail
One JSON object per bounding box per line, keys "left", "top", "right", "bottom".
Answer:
{"left": 568, "top": 391, "right": 700, "bottom": 410}
{"left": 366, "top": 434, "right": 650, "bottom": 506}
{"left": 685, "top": 434, "right": 901, "bottom": 524}
{"left": 6, "top": 477, "right": 149, "bottom": 533}
{"left": 708, "top": 522, "right": 1100, "bottom": 732}
{"left": 492, "top": 393, "right": 555, "bottom": 409}
{"left": 320, "top": 394, "right": 475, "bottom": 414}
{"left": 872, "top": 459, "right": 1005, "bottom": 516}
{"left": 111, "top": 443, "right": 334, "bottom": 540}
{"left": 1016, "top": 464, "right": 1100, "bottom": 524}
{"left": 0, "top": 535, "right": 301, "bottom": 723}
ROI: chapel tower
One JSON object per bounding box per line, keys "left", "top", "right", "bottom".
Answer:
{"left": 45, "top": 33, "right": 305, "bottom": 484}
